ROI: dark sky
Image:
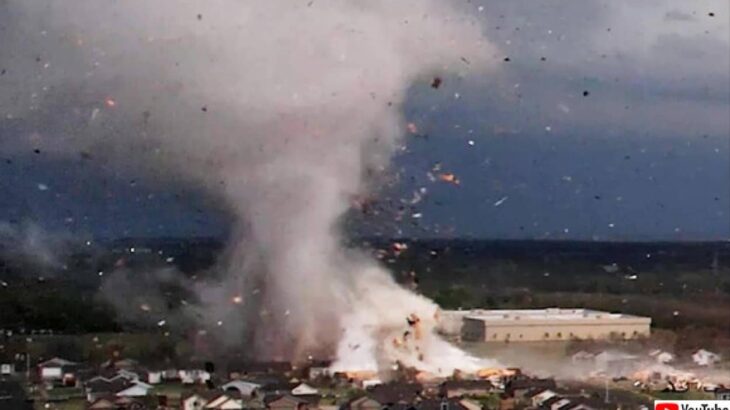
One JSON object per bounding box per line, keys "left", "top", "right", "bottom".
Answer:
{"left": 1, "top": 0, "right": 728, "bottom": 241}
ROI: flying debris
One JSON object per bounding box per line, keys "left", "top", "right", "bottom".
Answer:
{"left": 407, "top": 122, "right": 419, "bottom": 134}
{"left": 392, "top": 242, "right": 408, "bottom": 256}
{"left": 493, "top": 196, "right": 508, "bottom": 207}
{"left": 438, "top": 173, "right": 460, "bottom": 185}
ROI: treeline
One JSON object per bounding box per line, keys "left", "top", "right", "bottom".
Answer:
{"left": 0, "top": 278, "right": 119, "bottom": 333}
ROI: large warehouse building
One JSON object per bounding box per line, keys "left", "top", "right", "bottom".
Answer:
{"left": 440, "top": 308, "right": 651, "bottom": 342}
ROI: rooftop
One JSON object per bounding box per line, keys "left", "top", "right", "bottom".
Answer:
{"left": 452, "top": 308, "right": 649, "bottom": 322}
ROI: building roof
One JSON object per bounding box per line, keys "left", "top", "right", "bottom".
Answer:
{"left": 221, "top": 380, "right": 261, "bottom": 396}
{"left": 85, "top": 376, "right": 131, "bottom": 394}
{"left": 100, "top": 358, "right": 139, "bottom": 370}
{"left": 505, "top": 378, "right": 556, "bottom": 394}
{"left": 291, "top": 383, "right": 319, "bottom": 396}
{"left": 265, "top": 394, "right": 312, "bottom": 406}
{"left": 542, "top": 395, "right": 565, "bottom": 408}
{"left": 115, "top": 381, "right": 152, "bottom": 397}
{"left": 560, "top": 397, "right": 602, "bottom": 410}
{"left": 418, "top": 398, "right": 470, "bottom": 410}
{"left": 368, "top": 383, "right": 423, "bottom": 404}
{"left": 460, "top": 308, "right": 650, "bottom": 325}
{"left": 37, "top": 357, "right": 77, "bottom": 368}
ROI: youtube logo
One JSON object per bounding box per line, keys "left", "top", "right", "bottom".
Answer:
{"left": 655, "top": 401, "right": 730, "bottom": 410}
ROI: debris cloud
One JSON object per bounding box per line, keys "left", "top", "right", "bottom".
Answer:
{"left": 0, "top": 0, "right": 497, "bottom": 374}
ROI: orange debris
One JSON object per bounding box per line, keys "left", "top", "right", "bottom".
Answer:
{"left": 438, "top": 173, "right": 460, "bottom": 185}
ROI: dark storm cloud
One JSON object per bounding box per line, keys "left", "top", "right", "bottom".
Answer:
{"left": 391, "top": 0, "right": 729, "bottom": 240}
{"left": 1, "top": 0, "right": 728, "bottom": 240}
{"left": 458, "top": 0, "right": 730, "bottom": 135}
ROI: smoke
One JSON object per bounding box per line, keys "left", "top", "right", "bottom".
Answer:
{"left": 0, "top": 221, "right": 71, "bottom": 273}
{"left": 0, "top": 0, "right": 498, "bottom": 372}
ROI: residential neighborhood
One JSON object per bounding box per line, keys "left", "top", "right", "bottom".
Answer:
{"left": 0, "top": 347, "right": 622, "bottom": 410}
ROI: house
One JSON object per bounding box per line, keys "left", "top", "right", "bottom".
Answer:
{"left": 116, "top": 368, "right": 140, "bottom": 381}
{"left": 346, "top": 396, "right": 472, "bottom": 410}
{"left": 180, "top": 369, "right": 212, "bottom": 385}
{"left": 266, "top": 394, "right": 316, "bottom": 410}
{"left": 85, "top": 375, "right": 131, "bottom": 401}
{"left": 368, "top": 383, "right": 423, "bottom": 405}
{"left": 305, "top": 361, "right": 331, "bottom": 380}
{"left": 87, "top": 395, "right": 147, "bottom": 409}
{"left": 558, "top": 398, "right": 601, "bottom": 410}
{"left": 226, "top": 361, "right": 293, "bottom": 379}
{"left": 529, "top": 389, "right": 559, "bottom": 408}
{"left": 183, "top": 392, "right": 211, "bottom": 410}
{"left": 258, "top": 379, "right": 297, "bottom": 395}
{"left": 163, "top": 368, "right": 182, "bottom": 381}
{"left": 345, "top": 395, "right": 384, "bottom": 410}
{"left": 440, "top": 380, "right": 496, "bottom": 398}
{"left": 115, "top": 380, "right": 153, "bottom": 397}
{"left": 542, "top": 395, "right": 571, "bottom": 410}
{"left": 291, "top": 383, "right": 319, "bottom": 396}
{"left": 362, "top": 379, "right": 383, "bottom": 389}
{"left": 0, "top": 352, "right": 16, "bottom": 375}
{"left": 87, "top": 397, "right": 117, "bottom": 409}
{"left": 37, "top": 357, "right": 79, "bottom": 386}
{"left": 419, "top": 398, "right": 473, "bottom": 410}
{"left": 205, "top": 391, "right": 246, "bottom": 409}
{"left": 146, "top": 370, "right": 163, "bottom": 384}
{"left": 222, "top": 380, "right": 261, "bottom": 397}
{"left": 89, "top": 367, "right": 140, "bottom": 383}
{"left": 289, "top": 383, "right": 320, "bottom": 407}
{"left": 526, "top": 391, "right": 600, "bottom": 410}
{"left": 715, "top": 388, "right": 730, "bottom": 401}
{"left": 0, "top": 361, "right": 14, "bottom": 376}
{"left": 456, "top": 398, "right": 482, "bottom": 410}
{"left": 113, "top": 395, "right": 150, "bottom": 409}
{"left": 505, "top": 378, "right": 556, "bottom": 398}
{"left": 692, "top": 349, "right": 721, "bottom": 366}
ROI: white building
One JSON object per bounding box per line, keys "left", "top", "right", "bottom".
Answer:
{"left": 451, "top": 308, "right": 651, "bottom": 342}
{"left": 179, "top": 369, "right": 211, "bottom": 384}
{"left": 37, "top": 357, "right": 77, "bottom": 382}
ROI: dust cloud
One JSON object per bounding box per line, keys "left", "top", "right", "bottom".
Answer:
{"left": 0, "top": 0, "right": 498, "bottom": 374}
